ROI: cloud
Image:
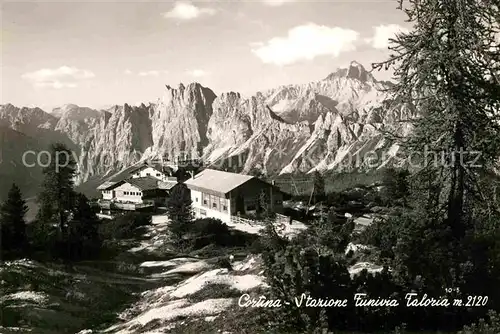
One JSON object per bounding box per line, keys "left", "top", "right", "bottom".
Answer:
{"left": 21, "top": 66, "right": 95, "bottom": 89}
{"left": 251, "top": 23, "right": 359, "bottom": 66}
{"left": 125, "top": 70, "right": 168, "bottom": 76}
{"left": 368, "top": 24, "right": 410, "bottom": 49}
{"left": 162, "top": 1, "right": 216, "bottom": 20}
{"left": 187, "top": 69, "right": 209, "bottom": 77}
{"left": 140, "top": 70, "right": 169, "bottom": 77}
{"left": 138, "top": 70, "right": 160, "bottom": 77}
{"left": 261, "top": 0, "right": 294, "bottom": 6}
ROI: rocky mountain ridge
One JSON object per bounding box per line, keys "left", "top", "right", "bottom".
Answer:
{"left": 0, "top": 61, "right": 411, "bottom": 197}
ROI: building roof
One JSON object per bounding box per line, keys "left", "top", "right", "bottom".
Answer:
{"left": 184, "top": 168, "right": 255, "bottom": 197}
{"left": 126, "top": 176, "right": 161, "bottom": 191}
{"left": 158, "top": 181, "right": 177, "bottom": 190}
{"left": 97, "top": 164, "right": 142, "bottom": 190}
{"left": 101, "top": 176, "right": 161, "bottom": 191}
{"left": 97, "top": 161, "right": 174, "bottom": 190}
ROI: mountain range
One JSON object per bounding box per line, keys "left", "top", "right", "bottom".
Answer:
{"left": 0, "top": 61, "right": 413, "bottom": 200}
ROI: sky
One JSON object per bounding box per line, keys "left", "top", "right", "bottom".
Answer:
{"left": 1, "top": 0, "right": 411, "bottom": 111}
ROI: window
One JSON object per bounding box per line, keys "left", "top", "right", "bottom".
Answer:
{"left": 210, "top": 195, "right": 217, "bottom": 208}
{"left": 200, "top": 209, "right": 207, "bottom": 216}
{"left": 156, "top": 173, "right": 161, "bottom": 177}
{"left": 146, "top": 173, "right": 150, "bottom": 176}
{"left": 220, "top": 197, "right": 227, "bottom": 211}
{"left": 202, "top": 192, "right": 209, "bottom": 206}
{"left": 196, "top": 198, "right": 198, "bottom": 202}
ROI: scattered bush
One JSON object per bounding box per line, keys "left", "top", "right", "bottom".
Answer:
{"left": 184, "top": 218, "right": 258, "bottom": 251}
{"left": 98, "top": 212, "right": 152, "bottom": 240}
{"left": 460, "top": 310, "right": 500, "bottom": 334}
{"left": 187, "top": 283, "right": 241, "bottom": 303}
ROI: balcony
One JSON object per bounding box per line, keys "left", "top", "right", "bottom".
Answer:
{"left": 98, "top": 199, "right": 155, "bottom": 211}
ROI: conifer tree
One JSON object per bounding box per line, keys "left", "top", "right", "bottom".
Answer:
{"left": 375, "top": 0, "right": 500, "bottom": 226}
{"left": 381, "top": 167, "right": 410, "bottom": 206}
{"left": 166, "top": 183, "right": 193, "bottom": 246}
{"left": 0, "top": 183, "right": 28, "bottom": 253}
{"left": 313, "top": 170, "right": 325, "bottom": 203}
{"left": 370, "top": 0, "right": 500, "bottom": 316}
{"left": 36, "top": 143, "right": 77, "bottom": 235}
{"left": 67, "top": 193, "right": 101, "bottom": 259}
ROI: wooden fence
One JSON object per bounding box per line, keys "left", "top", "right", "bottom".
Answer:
{"left": 230, "top": 215, "right": 263, "bottom": 226}
{"left": 229, "top": 213, "right": 293, "bottom": 226}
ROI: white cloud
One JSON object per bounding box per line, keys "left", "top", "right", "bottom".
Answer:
{"left": 251, "top": 23, "right": 359, "bottom": 66}
{"left": 21, "top": 66, "right": 95, "bottom": 89}
{"left": 368, "top": 24, "right": 410, "bottom": 49}
{"left": 187, "top": 69, "right": 209, "bottom": 77}
{"left": 124, "top": 69, "right": 133, "bottom": 75}
{"left": 261, "top": 0, "right": 294, "bottom": 6}
{"left": 162, "top": 1, "right": 216, "bottom": 20}
{"left": 138, "top": 70, "right": 160, "bottom": 77}
{"left": 137, "top": 70, "right": 168, "bottom": 77}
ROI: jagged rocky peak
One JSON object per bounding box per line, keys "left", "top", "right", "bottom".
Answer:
{"left": 0, "top": 61, "right": 410, "bottom": 190}
{"left": 219, "top": 91, "right": 241, "bottom": 100}
{"left": 0, "top": 103, "right": 58, "bottom": 130}
{"left": 325, "top": 60, "right": 373, "bottom": 83}
{"left": 160, "top": 82, "right": 217, "bottom": 109}
{"left": 346, "top": 60, "right": 369, "bottom": 81}
{"left": 52, "top": 103, "right": 101, "bottom": 121}
{"left": 164, "top": 82, "right": 202, "bottom": 95}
